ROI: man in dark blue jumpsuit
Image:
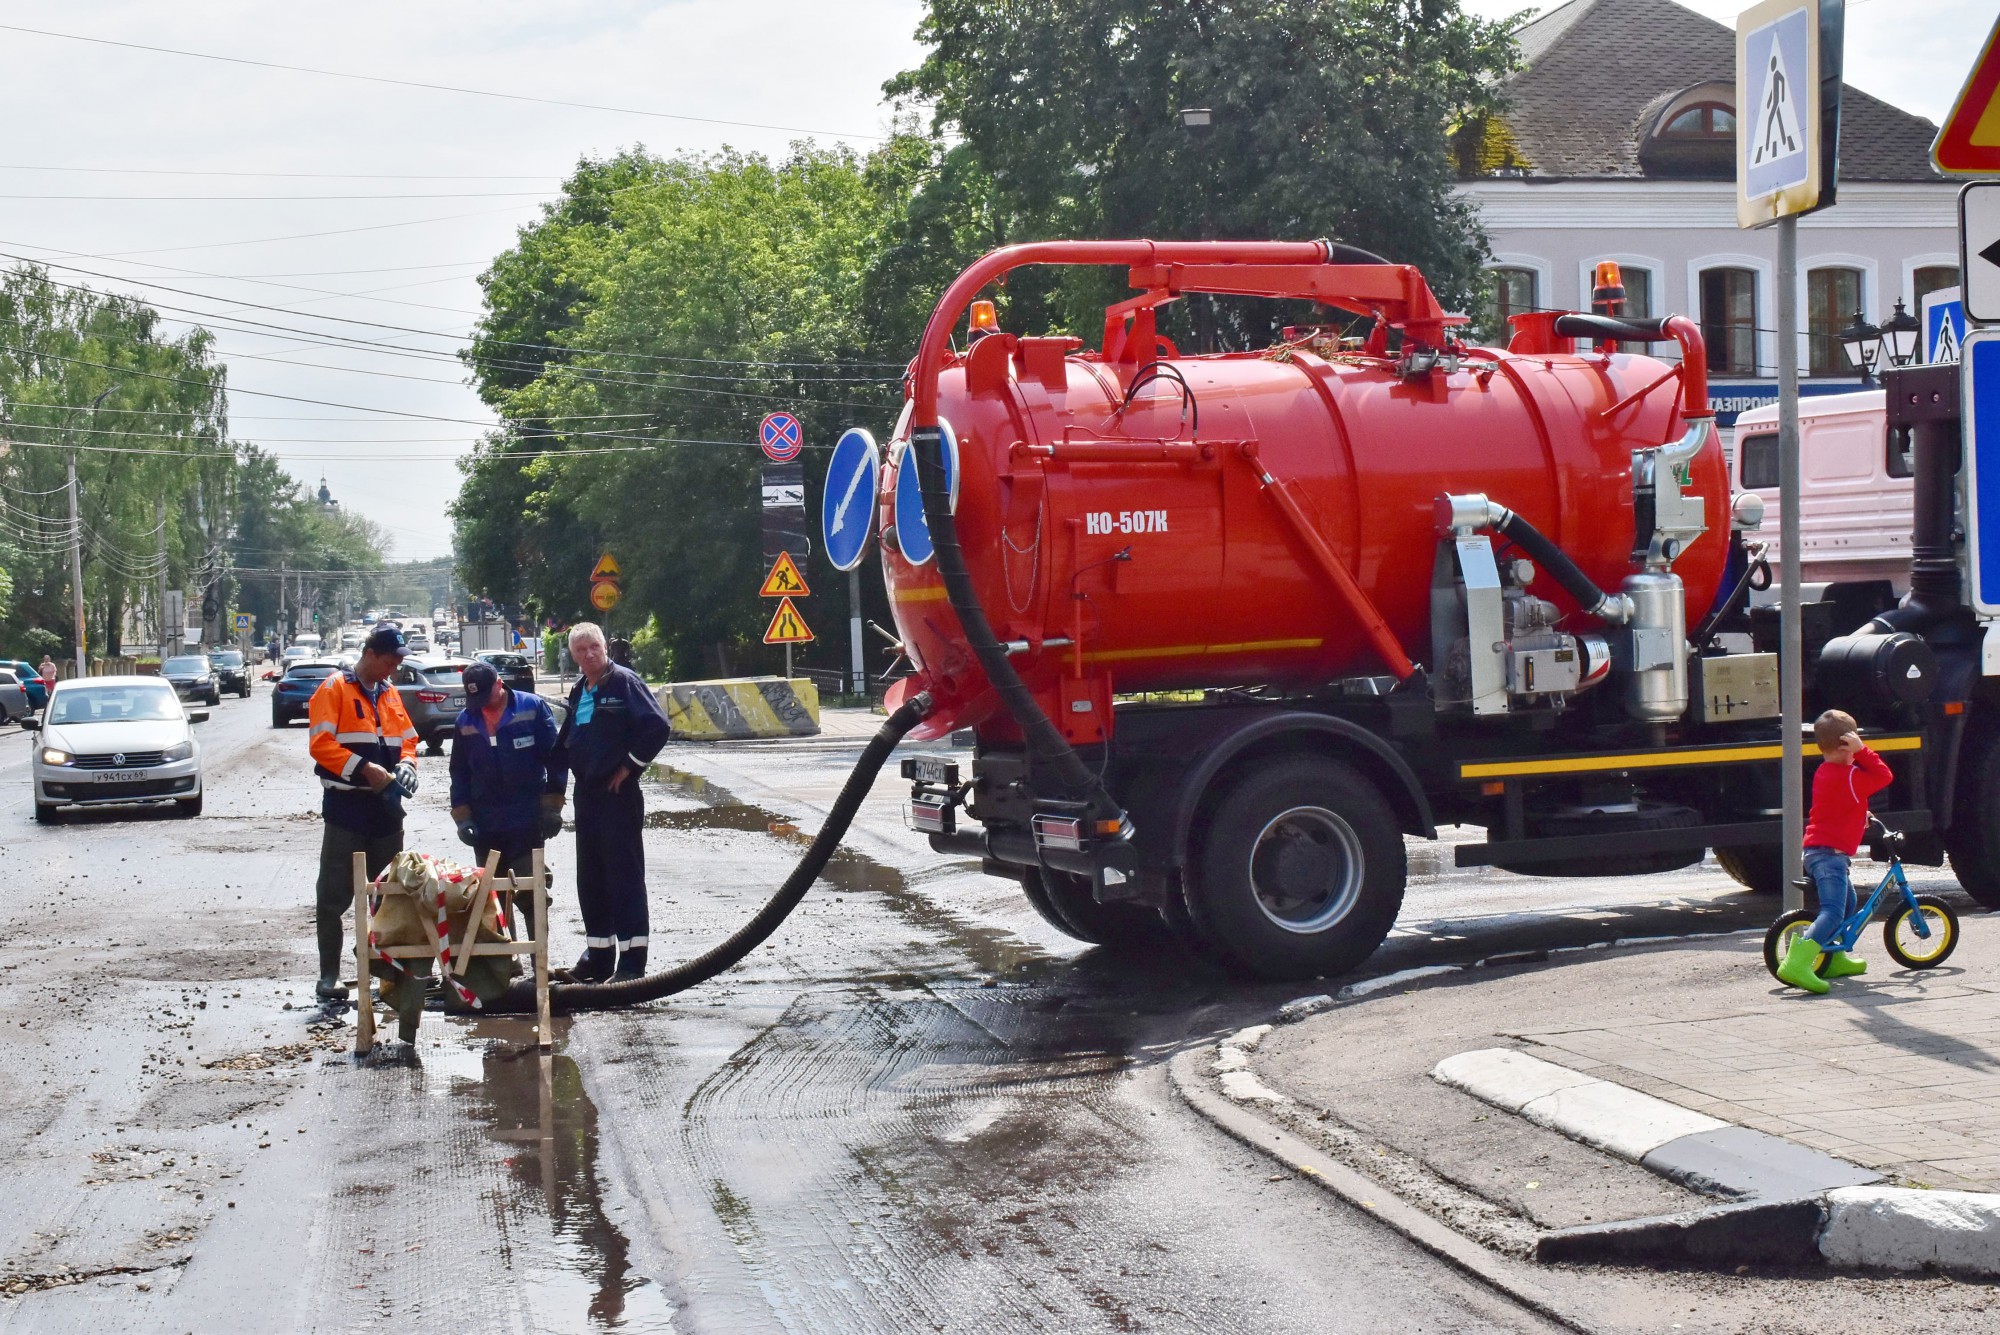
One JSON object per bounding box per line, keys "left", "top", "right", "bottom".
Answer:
{"left": 449, "top": 660, "right": 566, "bottom": 942}
{"left": 557, "top": 622, "right": 671, "bottom": 981}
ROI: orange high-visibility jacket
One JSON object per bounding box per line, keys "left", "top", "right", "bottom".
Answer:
{"left": 308, "top": 669, "right": 418, "bottom": 833}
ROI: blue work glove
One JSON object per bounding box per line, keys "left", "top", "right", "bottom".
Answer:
{"left": 393, "top": 761, "right": 419, "bottom": 797}
{"left": 455, "top": 818, "right": 479, "bottom": 848}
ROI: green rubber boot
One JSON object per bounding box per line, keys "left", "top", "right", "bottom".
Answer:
{"left": 1824, "top": 951, "right": 1868, "bottom": 979}
{"left": 1776, "top": 934, "right": 1830, "bottom": 994}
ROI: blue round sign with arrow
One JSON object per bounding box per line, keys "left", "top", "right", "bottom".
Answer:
{"left": 893, "top": 418, "right": 958, "bottom": 567}
{"left": 821, "top": 427, "right": 879, "bottom": 572}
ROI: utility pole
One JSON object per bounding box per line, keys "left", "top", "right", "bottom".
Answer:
{"left": 156, "top": 493, "right": 170, "bottom": 661}
{"left": 66, "top": 450, "right": 85, "bottom": 680}
{"left": 1777, "top": 213, "right": 1805, "bottom": 914}
{"left": 278, "top": 562, "right": 287, "bottom": 647}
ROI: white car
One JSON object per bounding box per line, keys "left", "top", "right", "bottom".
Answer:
{"left": 28, "top": 676, "right": 204, "bottom": 822}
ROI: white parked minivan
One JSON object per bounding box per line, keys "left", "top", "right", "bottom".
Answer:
{"left": 1731, "top": 390, "right": 1910, "bottom": 594}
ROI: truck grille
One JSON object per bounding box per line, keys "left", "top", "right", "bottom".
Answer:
{"left": 74, "top": 751, "right": 167, "bottom": 770}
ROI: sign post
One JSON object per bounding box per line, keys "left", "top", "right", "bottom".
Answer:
{"left": 1738, "top": 0, "right": 1839, "bottom": 915}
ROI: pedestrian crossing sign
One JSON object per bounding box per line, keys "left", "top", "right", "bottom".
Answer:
{"left": 762, "top": 597, "right": 814, "bottom": 645}
{"left": 759, "top": 551, "right": 811, "bottom": 598}
{"left": 1736, "top": 0, "right": 1825, "bottom": 228}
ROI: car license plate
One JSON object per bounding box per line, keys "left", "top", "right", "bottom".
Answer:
{"left": 449, "top": 695, "right": 464, "bottom": 708}
{"left": 97, "top": 769, "right": 148, "bottom": 782}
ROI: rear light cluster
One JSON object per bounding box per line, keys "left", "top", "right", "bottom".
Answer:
{"left": 416, "top": 690, "right": 449, "bottom": 704}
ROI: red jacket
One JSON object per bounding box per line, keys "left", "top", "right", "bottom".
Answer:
{"left": 1803, "top": 745, "right": 1893, "bottom": 856}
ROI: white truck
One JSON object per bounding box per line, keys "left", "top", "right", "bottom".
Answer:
{"left": 459, "top": 621, "right": 515, "bottom": 656}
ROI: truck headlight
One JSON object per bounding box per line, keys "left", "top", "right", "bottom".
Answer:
{"left": 163, "top": 741, "right": 194, "bottom": 762}
{"left": 40, "top": 747, "right": 73, "bottom": 766}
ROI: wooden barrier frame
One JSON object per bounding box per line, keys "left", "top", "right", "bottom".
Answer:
{"left": 351, "top": 848, "right": 551, "bottom": 1053}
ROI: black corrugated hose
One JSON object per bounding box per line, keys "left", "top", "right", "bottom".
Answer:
{"left": 489, "top": 691, "right": 931, "bottom": 1015}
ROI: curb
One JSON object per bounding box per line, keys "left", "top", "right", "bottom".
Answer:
{"left": 1436, "top": 1046, "right": 2000, "bottom": 1274}
{"left": 1167, "top": 1037, "right": 1589, "bottom": 1332}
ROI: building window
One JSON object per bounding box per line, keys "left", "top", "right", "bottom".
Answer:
{"left": 1491, "top": 267, "right": 1537, "bottom": 327}
{"left": 1700, "top": 267, "right": 1758, "bottom": 376}
{"left": 1913, "top": 265, "right": 1959, "bottom": 306}
{"left": 1660, "top": 103, "right": 1735, "bottom": 138}
{"left": 1807, "top": 267, "right": 1863, "bottom": 377}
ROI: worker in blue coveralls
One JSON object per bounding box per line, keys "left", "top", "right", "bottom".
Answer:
{"left": 448, "top": 659, "right": 566, "bottom": 943}
{"left": 556, "top": 621, "right": 671, "bottom": 982}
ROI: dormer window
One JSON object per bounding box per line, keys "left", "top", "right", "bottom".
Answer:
{"left": 1661, "top": 103, "right": 1735, "bottom": 139}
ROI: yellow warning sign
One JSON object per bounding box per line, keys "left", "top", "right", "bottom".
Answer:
{"left": 591, "top": 552, "right": 623, "bottom": 583}
{"left": 762, "top": 597, "right": 814, "bottom": 644}
{"left": 590, "top": 581, "right": 621, "bottom": 612}
{"left": 759, "top": 551, "right": 811, "bottom": 598}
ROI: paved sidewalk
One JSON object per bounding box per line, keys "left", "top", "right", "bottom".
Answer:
{"left": 1259, "top": 914, "right": 2000, "bottom": 1197}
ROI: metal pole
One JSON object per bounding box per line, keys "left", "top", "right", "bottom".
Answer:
{"left": 66, "top": 450, "right": 86, "bottom": 679}
{"left": 785, "top": 643, "right": 792, "bottom": 682}
{"left": 849, "top": 566, "right": 864, "bottom": 697}
{"left": 278, "top": 561, "right": 287, "bottom": 646}
{"left": 156, "top": 493, "right": 169, "bottom": 661}
{"left": 1778, "top": 214, "right": 1805, "bottom": 914}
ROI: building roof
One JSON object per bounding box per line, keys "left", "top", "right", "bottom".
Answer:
{"left": 1478, "top": 0, "right": 1940, "bottom": 182}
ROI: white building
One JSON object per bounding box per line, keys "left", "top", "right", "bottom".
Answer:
{"left": 1456, "top": 0, "right": 1955, "bottom": 444}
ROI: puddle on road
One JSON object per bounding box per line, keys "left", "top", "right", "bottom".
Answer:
{"left": 440, "top": 1017, "right": 676, "bottom": 1331}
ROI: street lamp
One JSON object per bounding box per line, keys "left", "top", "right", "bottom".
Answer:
{"left": 1177, "top": 107, "right": 1213, "bottom": 137}
{"left": 1880, "top": 299, "right": 1922, "bottom": 369}
{"left": 1837, "top": 310, "right": 1881, "bottom": 385}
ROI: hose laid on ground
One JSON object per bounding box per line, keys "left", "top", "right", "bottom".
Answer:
{"left": 488, "top": 691, "right": 931, "bottom": 1015}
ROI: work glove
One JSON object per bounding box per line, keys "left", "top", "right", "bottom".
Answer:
{"left": 455, "top": 818, "right": 479, "bottom": 848}
{"left": 393, "top": 761, "right": 419, "bottom": 797}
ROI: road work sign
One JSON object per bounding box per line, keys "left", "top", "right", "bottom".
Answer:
{"left": 1962, "top": 187, "right": 2000, "bottom": 325}
{"left": 759, "top": 411, "right": 803, "bottom": 463}
{"left": 1933, "top": 14, "right": 2000, "bottom": 175}
{"left": 762, "top": 597, "right": 813, "bottom": 645}
{"left": 1736, "top": 0, "right": 1836, "bottom": 227}
{"left": 821, "top": 427, "right": 879, "bottom": 572}
{"left": 760, "top": 551, "right": 810, "bottom": 598}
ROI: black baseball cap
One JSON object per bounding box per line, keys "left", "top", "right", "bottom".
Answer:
{"left": 363, "top": 624, "right": 409, "bottom": 657}
{"left": 462, "top": 660, "right": 500, "bottom": 707}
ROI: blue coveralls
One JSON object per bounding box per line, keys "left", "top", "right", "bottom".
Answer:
{"left": 557, "top": 664, "right": 671, "bottom": 958}
{"left": 449, "top": 689, "right": 566, "bottom": 931}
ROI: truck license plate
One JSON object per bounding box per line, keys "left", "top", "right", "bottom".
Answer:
{"left": 908, "top": 756, "right": 957, "bottom": 784}
{"left": 98, "top": 769, "right": 148, "bottom": 782}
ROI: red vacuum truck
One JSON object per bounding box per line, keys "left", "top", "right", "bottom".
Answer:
{"left": 852, "top": 240, "right": 1976, "bottom": 980}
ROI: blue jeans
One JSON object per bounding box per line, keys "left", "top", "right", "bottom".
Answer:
{"left": 1803, "top": 846, "right": 1855, "bottom": 948}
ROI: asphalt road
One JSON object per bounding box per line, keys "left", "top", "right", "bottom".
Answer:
{"left": 0, "top": 694, "right": 1975, "bottom": 1332}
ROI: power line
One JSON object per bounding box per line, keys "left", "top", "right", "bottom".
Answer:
{"left": 0, "top": 191, "right": 556, "bottom": 201}
{"left": 87, "top": 203, "right": 538, "bottom": 260}
{"left": 0, "top": 23, "right": 887, "bottom": 142}
{"left": 0, "top": 162, "right": 556, "bottom": 182}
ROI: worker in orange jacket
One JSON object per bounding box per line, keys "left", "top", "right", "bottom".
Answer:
{"left": 309, "top": 624, "right": 420, "bottom": 1003}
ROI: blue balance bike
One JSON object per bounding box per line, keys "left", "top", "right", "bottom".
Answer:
{"left": 1761, "top": 827, "right": 1961, "bottom": 979}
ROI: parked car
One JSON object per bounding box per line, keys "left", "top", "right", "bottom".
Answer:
{"left": 0, "top": 668, "right": 28, "bottom": 724}
{"left": 271, "top": 660, "right": 340, "bottom": 727}
{"left": 161, "top": 654, "right": 222, "bottom": 707}
{"left": 28, "top": 676, "right": 203, "bottom": 821}
{"left": 473, "top": 650, "right": 536, "bottom": 693}
{"left": 1, "top": 659, "right": 48, "bottom": 710}
{"left": 210, "top": 648, "right": 251, "bottom": 698}
{"left": 394, "top": 657, "right": 470, "bottom": 753}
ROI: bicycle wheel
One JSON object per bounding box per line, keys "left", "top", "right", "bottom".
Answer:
{"left": 1883, "top": 895, "right": 1961, "bottom": 969}
{"left": 1763, "top": 910, "right": 1829, "bottom": 980}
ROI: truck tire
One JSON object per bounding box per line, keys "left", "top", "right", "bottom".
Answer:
{"left": 1020, "top": 867, "right": 1172, "bottom": 949}
{"left": 1715, "top": 844, "right": 1786, "bottom": 894}
{"left": 1187, "top": 755, "right": 1405, "bottom": 980}
{"left": 1945, "top": 727, "right": 2000, "bottom": 910}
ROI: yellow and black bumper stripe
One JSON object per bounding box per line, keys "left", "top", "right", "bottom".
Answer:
{"left": 658, "top": 677, "right": 821, "bottom": 741}
{"left": 1458, "top": 732, "right": 1923, "bottom": 782}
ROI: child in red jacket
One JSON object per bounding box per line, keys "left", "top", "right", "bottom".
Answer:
{"left": 1776, "top": 709, "right": 1894, "bottom": 993}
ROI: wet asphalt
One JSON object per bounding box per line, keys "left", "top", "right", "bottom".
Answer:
{"left": 0, "top": 692, "right": 1974, "bottom": 1332}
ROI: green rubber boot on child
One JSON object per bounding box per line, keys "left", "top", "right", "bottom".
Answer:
{"left": 1776, "top": 935, "right": 1830, "bottom": 994}
{"left": 1823, "top": 951, "right": 1868, "bottom": 979}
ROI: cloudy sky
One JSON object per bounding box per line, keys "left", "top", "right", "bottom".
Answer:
{"left": 0, "top": 1, "right": 1986, "bottom": 561}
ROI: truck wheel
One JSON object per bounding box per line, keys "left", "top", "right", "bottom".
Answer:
{"left": 1946, "top": 727, "right": 2000, "bottom": 909}
{"left": 1020, "top": 867, "right": 1171, "bottom": 948}
{"left": 1715, "top": 845, "right": 1786, "bottom": 894}
{"left": 1188, "top": 756, "right": 1405, "bottom": 980}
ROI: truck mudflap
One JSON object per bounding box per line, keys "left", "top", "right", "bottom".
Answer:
{"left": 1454, "top": 731, "right": 1928, "bottom": 870}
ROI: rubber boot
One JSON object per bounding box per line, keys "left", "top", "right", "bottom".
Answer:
{"left": 315, "top": 975, "right": 349, "bottom": 1003}
{"left": 611, "top": 946, "right": 647, "bottom": 980}
{"left": 569, "top": 947, "right": 615, "bottom": 984}
{"left": 1776, "top": 935, "right": 1830, "bottom": 994}
{"left": 1824, "top": 951, "right": 1868, "bottom": 979}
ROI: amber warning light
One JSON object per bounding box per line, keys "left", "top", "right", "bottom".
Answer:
{"left": 968, "top": 299, "right": 998, "bottom": 335}
{"left": 1592, "top": 261, "right": 1626, "bottom": 315}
